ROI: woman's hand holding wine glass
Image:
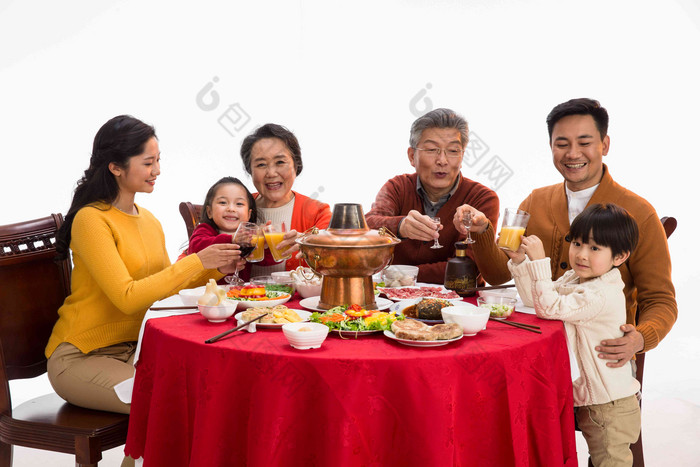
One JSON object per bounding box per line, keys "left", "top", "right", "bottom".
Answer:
{"left": 196, "top": 243, "right": 242, "bottom": 270}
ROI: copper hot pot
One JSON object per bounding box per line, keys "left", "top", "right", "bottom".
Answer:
{"left": 296, "top": 204, "right": 400, "bottom": 310}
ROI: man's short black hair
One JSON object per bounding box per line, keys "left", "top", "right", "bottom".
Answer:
{"left": 546, "top": 98, "right": 609, "bottom": 141}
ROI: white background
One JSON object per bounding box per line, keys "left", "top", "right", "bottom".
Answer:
{"left": 2, "top": 0, "right": 699, "bottom": 463}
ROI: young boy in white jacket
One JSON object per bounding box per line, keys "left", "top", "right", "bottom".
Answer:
{"left": 507, "top": 203, "right": 641, "bottom": 467}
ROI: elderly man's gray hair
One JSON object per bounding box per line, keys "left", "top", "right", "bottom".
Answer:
{"left": 409, "top": 108, "right": 469, "bottom": 149}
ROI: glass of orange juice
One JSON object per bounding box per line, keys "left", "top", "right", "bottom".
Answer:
{"left": 263, "top": 223, "right": 292, "bottom": 262}
{"left": 497, "top": 208, "right": 530, "bottom": 251}
{"left": 247, "top": 228, "right": 266, "bottom": 262}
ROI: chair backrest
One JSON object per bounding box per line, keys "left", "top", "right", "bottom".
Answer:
{"left": 179, "top": 202, "right": 204, "bottom": 240}
{"left": 0, "top": 215, "right": 71, "bottom": 383}
{"left": 660, "top": 216, "right": 677, "bottom": 240}
{"left": 633, "top": 216, "right": 677, "bottom": 388}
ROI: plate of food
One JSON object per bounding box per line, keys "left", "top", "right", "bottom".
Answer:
{"left": 309, "top": 304, "right": 404, "bottom": 337}
{"left": 299, "top": 296, "right": 393, "bottom": 312}
{"left": 378, "top": 285, "right": 462, "bottom": 302}
{"left": 235, "top": 305, "right": 311, "bottom": 328}
{"left": 389, "top": 298, "right": 456, "bottom": 324}
{"left": 383, "top": 319, "right": 463, "bottom": 347}
{"left": 226, "top": 284, "right": 292, "bottom": 309}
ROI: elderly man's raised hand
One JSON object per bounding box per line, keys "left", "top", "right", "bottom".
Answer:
{"left": 399, "top": 210, "right": 441, "bottom": 242}
{"left": 453, "top": 205, "right": 490, "bottom": 236}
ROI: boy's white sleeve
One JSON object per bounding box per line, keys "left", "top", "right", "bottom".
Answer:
{"left": 526, "top": 259, "right": 605, "bottom": 322}
{"left": 507, "top": 258, "right": 534, "bottom": 307}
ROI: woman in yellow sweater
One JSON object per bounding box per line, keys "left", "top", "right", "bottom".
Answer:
{"left": 46, "top": 115, "right": 242, "bottom": 414}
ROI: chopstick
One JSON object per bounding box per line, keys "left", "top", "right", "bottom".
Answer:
{"left": 204, "top": 313, "right": 269, "bottom": 344}
{"left": 508, "top": 321, "right": 540, "bottom": 329}
{"left": 456, "top": 284, "right": 515, "bottom": 295}
{"left": 150, "top": 305, "right": 198, "bottom": 311}
{"left": 489, "top": 317, "right": 542, "bottom": 334}
{"left": 491, "top": 319, "right": 540, "bottom": 330}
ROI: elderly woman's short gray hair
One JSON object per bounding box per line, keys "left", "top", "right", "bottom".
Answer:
{"left": 409, "top": 108, "right": 469, "bottom": 149}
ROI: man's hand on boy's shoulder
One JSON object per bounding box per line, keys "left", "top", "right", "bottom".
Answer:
{"left": 595, "top": 324, "right": 645, "bottom": 367}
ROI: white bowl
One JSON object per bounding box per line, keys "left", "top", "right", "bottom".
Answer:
{"left": 249, "top": 275, "right": 274, "bottom": 285}
{"left": 271, "top": 271, "right": 293, "bottom": 280}
{"left": 282, "top": 322, "right": 329, "bottom": 349}
{"left": 441, "top": 304, "right": 489, "bottom": 336}
{"left": 381, "top": 265, "right": 419, "bottom": 287}
{"left": 198, "top": 301, "right": 238, "bottom": 323}
{"left": 271, "top": 276, "right": 296, "bottom": 296}
{"left": 477, "top": 296, "right": 517, "bottom": 319}
{"left": 478, "top": 288, "right": 518, "bottom": 300}
{"left": 179, "top": 286, "right": 206, "bottom": 306}
{"left": 294, "top": 280, "right": 323, "bottom": 299}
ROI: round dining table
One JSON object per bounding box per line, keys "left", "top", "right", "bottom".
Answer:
{"left": 125, "top": 294, "right": 577, "bottom": 466}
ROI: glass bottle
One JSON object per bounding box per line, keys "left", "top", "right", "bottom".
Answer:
{"left": 444, "top": 241, "right": 477, "bottom": 296}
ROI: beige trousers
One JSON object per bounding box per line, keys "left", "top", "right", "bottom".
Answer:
{"left": 47, "top": 341, "right": 136, "bottom": 414}
{"left": 575, "top": 395, "right": 641, "bottom": 467}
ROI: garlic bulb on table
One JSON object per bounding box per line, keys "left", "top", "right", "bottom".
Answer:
{"left": 197, "top": 279, "right": 227, "bottom": 306}
{"left": 289, "top": 266, "right": 322, "bottom": 286}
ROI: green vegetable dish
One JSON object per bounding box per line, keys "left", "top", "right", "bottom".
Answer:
{"left": 309, "top": 305, "right": 404, "bottom": 331}
{"left": 264, "top": 283, "right": 294, "bottom": 295}
{"left": 481, "top": 303, "right": 514, "bottom": 318}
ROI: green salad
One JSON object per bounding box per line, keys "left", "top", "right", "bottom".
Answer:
{"left": 264, "top": 283, "right": 295, "bottom": 295}
{"left": 309, "top": 304, "right": 404, "bottom": 331}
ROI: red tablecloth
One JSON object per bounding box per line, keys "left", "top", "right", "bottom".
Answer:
{"left": 125, "top": 296, "right": 576, "bottom": 466}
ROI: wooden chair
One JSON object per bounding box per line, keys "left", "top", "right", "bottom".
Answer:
{"left": 178, "top": 202, "right": 203, "bottom": 240}
{"left": 628, "top": 215, "right": 677, "bottom": 467}
{"left": 0, "top": 214, "right": 129, "bottom": 467}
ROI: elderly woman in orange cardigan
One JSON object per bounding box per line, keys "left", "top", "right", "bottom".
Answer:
{"left": 239, "top": 123, "right": 331, "bottom": 276}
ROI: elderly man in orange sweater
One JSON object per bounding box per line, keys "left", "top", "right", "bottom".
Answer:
{"left": 454, "top": 98, "right": 677, "bottom": 367}
{"left": 366, "top": 108, "right": 499, "bottom": 284}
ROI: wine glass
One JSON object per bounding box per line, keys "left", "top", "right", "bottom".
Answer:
{"left": 225, "top": 222, "right": 260, "bottom": 286}
{"left": 430, "top": 217, "right": 442, "bottom": 249}
{"left": 462, "top": 210, "right": 476, "bottom": 244}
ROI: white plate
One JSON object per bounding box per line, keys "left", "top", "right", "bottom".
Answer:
{"left": 379, "top": 286, "right": 463, "bottom": 302}
{"left": 383, "top": 330, "right": 463, "bottom": 347}
{"left": 388, "top": 301, "right": 444, "bottom": 324}
{"left": 299, "top": 296, "right": 393, "bottom": 312}
{"left": 515, "top": 299, "right": 536, "bottom": 315}
{"left": 331, "top": 329, "right": 382, "bottom": 337}
{"left": 389, "top": 299, "right": 466, "bottom": 324}
{"left": 235, "top": 309, "right": 311, "bottom": 328}
{"left": 226, "top": 292, "right": 292, "bottom": 309}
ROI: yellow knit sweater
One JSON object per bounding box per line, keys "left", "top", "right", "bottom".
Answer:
{"left": 46, "top": 203, "right": 222, "bottom": 356}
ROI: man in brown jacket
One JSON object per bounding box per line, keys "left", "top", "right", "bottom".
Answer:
{"left": 454, "top": 98, "right": 677, "bottom": 367}
{"left": 366, "top": 108, "right": 499, "bottom": 284}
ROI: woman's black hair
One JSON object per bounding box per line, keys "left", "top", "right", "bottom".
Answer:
{"left": 199, "top": 176, "right": 257, "bottom": 230}
{"left": 55, "top": 115, "right": 157, "bottom": 260}
{"left": 568, "top": 203, "right": 639, "bottom": 258}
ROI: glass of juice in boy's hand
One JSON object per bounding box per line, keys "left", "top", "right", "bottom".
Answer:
{"left": 497, "top": 208, "right": 530, "bottom": 252}
{"left": 263, "top": 223, "right": 293, "bottom": 262}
